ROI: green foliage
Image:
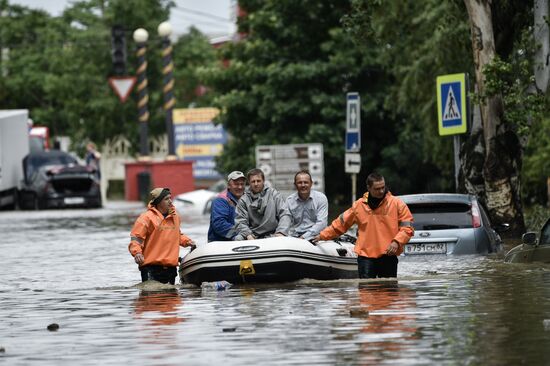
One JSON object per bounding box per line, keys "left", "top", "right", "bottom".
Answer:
{"left": 524, "top": 204, "right": 550, "bottom": 232}
{"left": 0, "top": 0, "right": 547, "bottom": 207}
{"left": 0, "top": 0, "right": 212, "bottom": 156}
{"left": 343, "top": 0, "right": 472, "bottom": 193}
{"left": 202, "top": 0, "right": 405, "bottom": 198}
{"left": 173, "top": 27, "right": 217, "bottom": 107}
{"left": 343, "top": 0, "right": 549, "bottom": 205}
{"left": 479, "top": 29, "right": 546, "bottom": 136}
{"left": 523, "top": 117, "right": 550, "bottom": 204}
{"left": 474, "top": 9, "right": 548, "bottom": 206}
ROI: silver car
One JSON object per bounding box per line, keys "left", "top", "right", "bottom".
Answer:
{"left": 399, "top": 193, "right": 504, "bottom": 255}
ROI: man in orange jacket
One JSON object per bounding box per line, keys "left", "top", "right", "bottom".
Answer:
{"left": 313, "top": 173, "right": 414, "bottom": 278}
{"left": 128, "top": 187, "right": 195, "bottom": 284}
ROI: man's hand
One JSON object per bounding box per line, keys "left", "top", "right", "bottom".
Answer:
{"left": 311, "top": 235, "right": 321, "bottom": 243}
{"left": 246, "top": 234, "right": 256, "bottom": 240}
{"left": 274, "top": 233, "right": 285, "bottom": 237}
{"left": 134, "top": 253, "right": 144, "bottom": 265}
{"left": 186, "top": 240, "right": 197, "bottom": 251}
{"left": 385, "top": 241, "right": 399, "bottom": 256}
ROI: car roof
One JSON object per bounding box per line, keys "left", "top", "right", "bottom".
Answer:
{"left": 25, "top": 150, "right": 72, "bottom": 158}
{"left": 399, "top": 193, "right": 474, "bottom": 205}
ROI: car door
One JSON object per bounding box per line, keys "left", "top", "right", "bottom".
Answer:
{"left": 479, "top": 204, "right": 501, "bottom": 252}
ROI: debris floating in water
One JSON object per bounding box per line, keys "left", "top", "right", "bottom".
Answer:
{"left": 0, "top": 347, "right": 5, "bottom": 353}
{"left": 222, "top": 327, "right": 237, "bottom": 332}
{"left": 543, "top": 319, "right": 550, "bottom": 331}
{"left": 201, "top": 281, "right": 232, "bottom": 291}
{"left": 349, "top": 307, "right": 369, "bottom": 318}
{"left": 47, "top": 323, "right": 59, "bottom": 331}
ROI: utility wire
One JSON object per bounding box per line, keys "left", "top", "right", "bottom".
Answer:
{"left": 170, "top": 19, "right": 230, "bottom": 33}
{"left": 171, "top": 4, "right": 231, "bottom": 22}
{"left": 171, "top": 8, "right": 232, "bottom": 30}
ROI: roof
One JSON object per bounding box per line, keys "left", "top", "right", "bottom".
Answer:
{"left": 0, "top": 109, "right": 28, "bottom": 119}
{"left": 399, "top": 193, "right": 474, "bottom": 205}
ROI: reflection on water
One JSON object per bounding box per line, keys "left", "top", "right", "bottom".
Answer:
{"left": 354, "top": 282, "right": 418, "bottom": 360}
{"left": 1, "top": 204, "right": 550, "bottom": 365}
{"left": 133, "top": 288, "right": 185, "bottom": 326}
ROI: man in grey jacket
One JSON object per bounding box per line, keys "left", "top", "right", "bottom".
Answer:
{"left": 234, "top": 168, "right": 292, "bottom": 240}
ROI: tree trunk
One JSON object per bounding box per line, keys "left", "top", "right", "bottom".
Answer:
{"left": 463, "top": 0, "right": 525, "bottom": 237}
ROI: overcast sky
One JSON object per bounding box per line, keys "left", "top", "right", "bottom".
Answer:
{"left": 8, "top": 0, "right": 236, "bottom": 38}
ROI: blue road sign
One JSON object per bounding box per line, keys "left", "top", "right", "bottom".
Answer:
{"left": 436, "top": 73, "right": 467, "bottom": 135}
{"left": 346, "top": 132, "right": 359, "bottom": 151}
{"left": 345, "top": 92, "right": 361, "bottom": 152}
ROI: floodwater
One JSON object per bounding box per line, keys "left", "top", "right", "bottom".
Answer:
{"left": 1, "top": 203, "right": 550, "bottom": 365}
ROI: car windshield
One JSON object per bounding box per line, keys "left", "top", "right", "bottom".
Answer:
{"left": 25, "top": 154, "right": 78, "bottom": 179}
{"left": 408, "top": 203, "right": 473, "bottom": 230}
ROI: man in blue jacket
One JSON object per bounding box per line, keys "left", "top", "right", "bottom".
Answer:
{"left": 207, "top": 171, "right": 246, "bottom": 242}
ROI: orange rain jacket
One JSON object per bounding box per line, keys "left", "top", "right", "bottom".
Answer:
{"left": 319, "top": 192, "right": 414, "bottom": 258}
{"left": 128, "top": 204, "right": 193, "bottom": 268}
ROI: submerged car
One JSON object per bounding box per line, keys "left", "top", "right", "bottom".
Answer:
{"left": 173, "top": 179, "right": 226, "bottom": 216}
{"left": 504, "top": 217, "right": 550, "bottom": 263}
{"left": 18, "top": 151, "right": 102, "bottom": 210}
{"left": 399, "top": 193, "right": 504, "bottom": 255}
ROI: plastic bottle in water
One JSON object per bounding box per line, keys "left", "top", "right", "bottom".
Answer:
{"left": 201, "top": 280, "right": 232, "bottom": 291}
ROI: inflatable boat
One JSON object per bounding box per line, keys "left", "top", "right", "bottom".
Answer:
{"left": 179, "top": 236, "right": 358, "bottom": 285}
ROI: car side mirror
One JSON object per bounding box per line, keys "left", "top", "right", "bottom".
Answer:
{"left": 522, "top": 232, "right": 537, "bottom": 245}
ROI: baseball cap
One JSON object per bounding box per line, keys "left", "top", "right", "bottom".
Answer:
{"left": 227, "top": 171, "right": 245, "bottom": 182}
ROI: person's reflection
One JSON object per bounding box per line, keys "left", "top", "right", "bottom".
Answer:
{"left": 133, "top": 289, "right": 185, "bottom": 326}
{"left": 354, "top": 282, "right": 418, "bottom": 357}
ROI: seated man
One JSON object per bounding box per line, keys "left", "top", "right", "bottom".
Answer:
{"left": 286, "top": 170, "right": 328, "bottom": 240}
{"left": 234, "top": 168, "right": 291, "bottom": 240}
{"left": 207, "top": 171, "right": 246, "bottom": 242}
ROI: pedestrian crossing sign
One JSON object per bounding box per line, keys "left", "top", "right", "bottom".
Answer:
{"left": 437, "top": 73, "right": 468, "bottom": 135}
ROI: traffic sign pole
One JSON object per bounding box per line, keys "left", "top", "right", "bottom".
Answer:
{"left": 436, "top": 73, "right": 469, "bottom": 191}
{"left": 345, "top": 92, "right": 361, "bottom": 204}
{"left": 453, "top": 135, "right": 460, "bottom": 190}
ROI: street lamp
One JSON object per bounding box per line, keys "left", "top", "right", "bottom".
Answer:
{"left": 133, "top": 28, "right": 150, "bottom": 160}
{"left": 158, "top": 21, "right": 177, "bottom": 160}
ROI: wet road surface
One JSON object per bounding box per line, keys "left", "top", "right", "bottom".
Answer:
{"left": 1, "top": 203, "right": 549, "bottom": 365}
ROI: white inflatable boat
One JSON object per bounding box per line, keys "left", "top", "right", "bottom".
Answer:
{"left": 179, "top": 236, "right": 358, "bottom": 285}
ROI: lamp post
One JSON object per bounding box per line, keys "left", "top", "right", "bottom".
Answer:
{"left": 158, "top": 21, "right": 177, "bottom": 160}
{"left": 133, "top": 28, "right": 150, "bottom": 160}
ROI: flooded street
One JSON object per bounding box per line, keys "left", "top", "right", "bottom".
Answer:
{"left": 1, "top": 203, "right": 550, "bottom": 365}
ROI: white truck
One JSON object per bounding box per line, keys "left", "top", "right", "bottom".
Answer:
{"left": 0, "top": 110, "right": 30, "bottom": 209}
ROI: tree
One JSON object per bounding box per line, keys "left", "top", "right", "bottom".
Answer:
{"left": 172, "top": 27, "right": 217, "bottom": 107}
{"left": 462, "top": 0, "right": 543, "bottom": 235}
{"left": 344, "top": 0, "right": 544, "bottom": 235}
{"left": 202, "top": 0, "right": 405, "bottom": 201}
{"left": 0, "top": 0, "right": 211, "bottom": 155}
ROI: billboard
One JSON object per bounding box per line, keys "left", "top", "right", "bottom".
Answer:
{"left": 173, "top": 108, "right": 227, "bottom": 179}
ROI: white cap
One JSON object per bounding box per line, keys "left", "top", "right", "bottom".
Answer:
{"left": 227, "top": 171, "right": 245, "bottom": 182}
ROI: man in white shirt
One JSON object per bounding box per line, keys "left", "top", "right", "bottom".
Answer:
{"left": 285, "top": 170, "right": 328, "bottom": 241}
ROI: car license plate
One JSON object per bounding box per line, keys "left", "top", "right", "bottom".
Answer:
{"left": 64, "top": 197, "right": 85, "bottom": 205}
{"left": 405, "top": 243, "right": 447, "bottom": 255}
